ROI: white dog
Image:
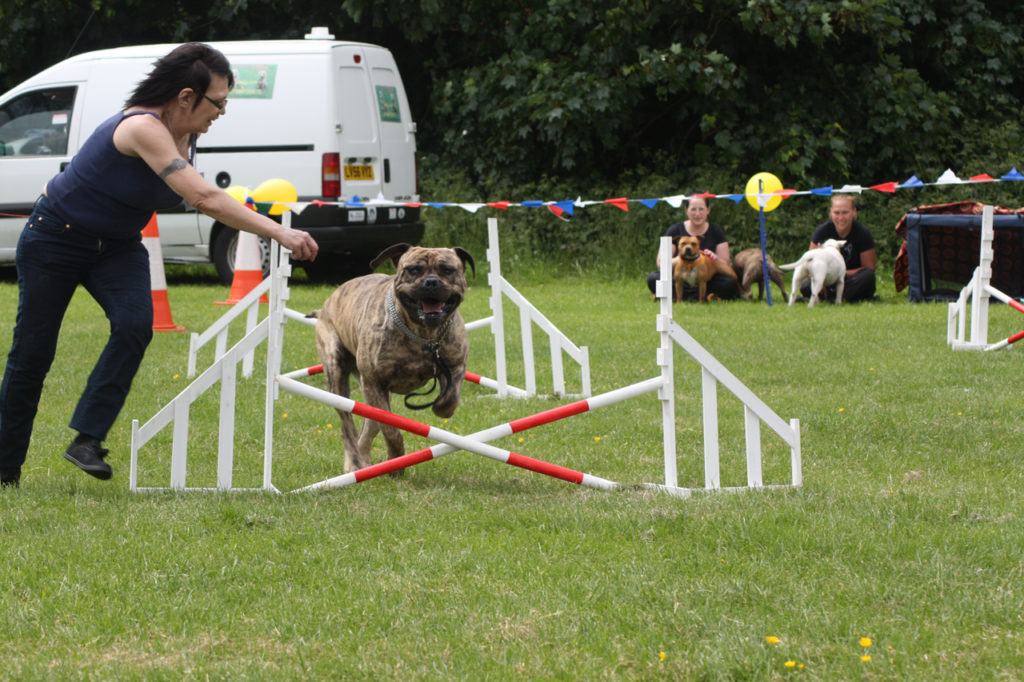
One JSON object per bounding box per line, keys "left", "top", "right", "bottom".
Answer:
{"left": 780, "top": 239, "right": 847, "bottom": 307}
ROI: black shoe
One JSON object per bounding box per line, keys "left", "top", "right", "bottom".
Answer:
{"left": 0, "top": 475, "right": 18, "bottom": 489}
{"left": 64, "top": 436, "right": 112, "bottom": 480}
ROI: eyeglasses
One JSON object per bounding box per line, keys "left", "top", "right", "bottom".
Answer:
{"left": 202, "top": 94, "right": 227, "bottom": 111}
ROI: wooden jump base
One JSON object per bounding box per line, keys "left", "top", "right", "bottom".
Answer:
{"left": 947, "top": 205, "right": 1024, "bottom": 351}
{"left": 130, "top": 224, "right": 802, "bottom": 497}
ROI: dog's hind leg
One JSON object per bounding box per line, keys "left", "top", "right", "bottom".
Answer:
{"left": 834, "top": 277, "right": 845, "bottom": 305}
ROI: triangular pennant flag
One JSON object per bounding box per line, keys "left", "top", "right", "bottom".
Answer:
{"left": 547, "top": 204, "right": 568, "bottom": 220}
{"left": 1000, "top": 167, "right": 1024, "bottom": 181}
{"left": 520, "top": 200, "right": 544, "bottom": 208}
{"left": 663, "top": 194, "right": 687, "bottom": 208}
{"left": 898, "top": 175, "right": 923, "bottom": 188}
{"left": 604, "top": 197, "right": 629, "bottom": 212}
{"left": 869, "top": 182, "right": 898, "bottom": 193}
{"left": 404, "top": 202, "right": 423, "bottom": 208}
{"left": 935, "top": 168, "right": 962, "bottom": 184}
{"left": 776, "top": 189, "right": 798, "bottom": 198}
{"left": 458, "top": 203, "right": 485, "bottom": 213}
{"left": 637, "top": 199, "right": 659, "bottom": 209}
{"left": 552, "top": 200, "right": 575, "bottom": 216}
{"left": 345, "top": 195, "right": 364, "bottom": 207}
{"left": 427, "top": 202, "right": 450, "bottom": 209}
{"left": 694, "top": 192, "right": 717, "bottom": 199}
{"left": 486, "top": 201, "right": 510, "bottom": 210}
{"left": 720, "top": 194, "right": 744, "bottom": 203}
{"left": 835, "top": 184, "right": 864, "bottom": 193}
{"left": 968, "top": 173, "right": 995, "bottom": 182}
{"left": 810, "top": 186, "right": 833, "bottom": 196}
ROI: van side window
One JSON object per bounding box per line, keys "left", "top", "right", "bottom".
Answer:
{"left": 0, "top": 87, "right": 76, "bottom": 157}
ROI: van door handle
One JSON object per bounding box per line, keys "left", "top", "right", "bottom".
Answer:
{"left": 384, "top": 158, "right": 391, "bottom": 183}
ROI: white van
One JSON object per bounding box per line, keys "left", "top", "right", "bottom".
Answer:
{"left": 0, "top": 27, "right": 423, "bottom": 282}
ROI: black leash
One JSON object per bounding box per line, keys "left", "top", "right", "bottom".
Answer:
{"left": 385, "top": 289, "right": 455, "bottom": 411}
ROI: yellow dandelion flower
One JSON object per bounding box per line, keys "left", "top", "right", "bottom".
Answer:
{"left": 861, "top": 655, "right": 871, "bottom": 662}
{"left": 839, "top": 407, "right": 845, "bottom": 412}
{"left": 784, "top": 660, "right": 796, "bottom": 668}
{"left": 859, "top": 637, "right": 872, "bottom": 648}
{"left": 799, "top": 664, "right": 805, "bottom": 669}
{"left": 518, "top": 437, "right": 524, "bottom": 443}
{"left": 327, "top": 424, "right": 333, "bottom": 429}
{"left": 173, "top": 374, "right": 179, "bottom": 379}
{"left": 659, "top": 651, "right": 666, "bottom": 661}
{"left": 765, "top": 636, "right": 780, "bottom": 645}
{"left": 282, "top": 413, "right": 288, "bottom": 418}
{"left": 594, "top": 436, "right": 601, "bottom": 442}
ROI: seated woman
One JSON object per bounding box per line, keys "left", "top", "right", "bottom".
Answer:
{"left": 645, "top": 194, "right": 740, "bottom": 301}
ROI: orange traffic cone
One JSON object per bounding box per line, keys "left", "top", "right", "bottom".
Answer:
{"left": 142, "top": 213, "right": 185, "bottom": 332}
{"left": 216, "top": 228, "right": 268, "bottom": 305}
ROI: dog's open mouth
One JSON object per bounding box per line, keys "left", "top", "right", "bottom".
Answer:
{"left": 400, "top": 292, "right": 462, "bottom": 328}
{"left": 418, "top": 298, "right": 447, "bottom": 321}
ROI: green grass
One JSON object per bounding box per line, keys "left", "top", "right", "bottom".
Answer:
{"left": 2, "top": 263, "right": 1023, "bottom": 680}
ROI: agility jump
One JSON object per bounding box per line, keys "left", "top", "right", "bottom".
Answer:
{"left": 947, "top": 205, "right": 1024, "bottom": 351}
{"left": 130, "top": 217, "right": 801, "bottom": 497}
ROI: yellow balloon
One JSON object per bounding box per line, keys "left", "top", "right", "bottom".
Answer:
{"left": 251, "top": 178, "right": 298, "bottom": 215}
{"left": 745, "top": 172, "right": 784, "bottom": 212}
{"left": 225, "top": 185, "right": 251, "bottom": 204}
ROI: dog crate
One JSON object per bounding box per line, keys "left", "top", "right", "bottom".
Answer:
{"left": 894, "top": 202, "right": 1024, "bottom": 302}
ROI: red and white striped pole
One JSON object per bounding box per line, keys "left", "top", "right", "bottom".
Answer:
{"left": 276, "top": 375, "right": 651, "bottom": 491}
{"left": 283, "top": 365, "right": 531, "bottom": 398}
{"left": 283, "top": 374, "right": 663, "bottom": 492}
{"left": 983, "top": 285, "right": 1024, "bottom": 350}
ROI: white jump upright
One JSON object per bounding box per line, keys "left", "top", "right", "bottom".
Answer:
{"left": 464, "top": 218, "right": 591, "bottom": 399}
{"left": 947, "top": 205, "right": 1024, "bottom": 351}
{"left": 130, "top": 241, "right": 290, "bottom": 492}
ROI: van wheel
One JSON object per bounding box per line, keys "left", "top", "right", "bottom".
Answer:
{"left": 212, "top": 229, "right": 271, "bottom": 285}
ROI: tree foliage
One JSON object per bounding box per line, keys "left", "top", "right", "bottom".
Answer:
{"left": 2, "top": 0, "right": 1023, "bottom": 267}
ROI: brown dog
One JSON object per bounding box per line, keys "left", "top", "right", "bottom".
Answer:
{"left": 312, "top": 244, "right": 475, "bottom": 473}
{"left": 673, "top": 235, "right": 740, "bottom": 302}
{"left": 731, "top": 247, "right": 788, "bottom": 302}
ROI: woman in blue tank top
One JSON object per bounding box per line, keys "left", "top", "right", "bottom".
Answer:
{"left": 0, "top": 43, "right": 318, "bottom": 487}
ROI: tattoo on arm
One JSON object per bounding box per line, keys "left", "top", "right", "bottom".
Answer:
{"left": 158, "top": 158, "right": 188, "bottom": 179}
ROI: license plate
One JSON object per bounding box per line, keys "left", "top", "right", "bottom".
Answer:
{"left": 344, "top": 164, "right": 374, "bottom": 180}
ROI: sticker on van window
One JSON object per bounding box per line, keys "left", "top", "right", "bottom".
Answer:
{"left": 376, "top": 85, "right": 401, "bottom": 123}
{"left": 229, "top": 65, "right": 277, "bottom": 99}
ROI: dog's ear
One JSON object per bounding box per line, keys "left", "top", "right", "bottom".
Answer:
{"left": 453, "top": 247, "right": 476, "bottom": 278}
{"left": 370, "top": 243, "right": 413, "bottom": 270}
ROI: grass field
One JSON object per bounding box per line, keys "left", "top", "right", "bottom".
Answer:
{"left": 1, "top": 260, "right": 1023, "bottom": 680}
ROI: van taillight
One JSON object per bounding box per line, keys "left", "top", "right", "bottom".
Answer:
{"left": 322, "top": 153, "right": 341, "bottom": 198}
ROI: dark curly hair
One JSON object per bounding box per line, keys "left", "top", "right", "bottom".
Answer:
{"left": 124, "top": 43, "right": 234, "bottom": 110}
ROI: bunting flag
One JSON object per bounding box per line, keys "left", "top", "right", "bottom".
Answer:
{"left": 278, "top": 166, "right": 1024, "bottom": 218}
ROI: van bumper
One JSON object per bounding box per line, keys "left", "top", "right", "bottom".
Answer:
{"left": 299, "top": 222, "right": 425, "bottom": 252}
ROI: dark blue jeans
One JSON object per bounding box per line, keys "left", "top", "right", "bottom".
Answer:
{"left": 0, "top": 196, "right": 153, "bottom": 474}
